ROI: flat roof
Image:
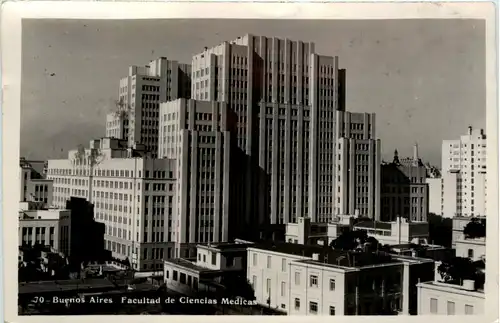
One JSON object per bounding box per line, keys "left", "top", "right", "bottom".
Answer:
{"left": 164, "top": 258, "right": 211, "bottom": 273}
{"left": 197, "top": 242, "right": 253, "bottom": 251}
{"left": 250, "top": 242, "right": 399, "bottom": 268}
{"left": 417, "top": 281, "right": 485, "bottom": 297}
{"left": 354, "top": 221, "right": 392, "bottom": 230}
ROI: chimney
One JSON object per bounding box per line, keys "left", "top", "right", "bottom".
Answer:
{"left": 468, "top": 126, "right": 473, "bottom": 135}
{"left": 312, "top": 253, "right": 320, "bottom": 261}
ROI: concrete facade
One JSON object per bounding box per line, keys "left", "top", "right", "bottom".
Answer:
{"left": 247, "top": 243, "right": 408, "bottom": 315}
{"left": 417, "top": 280, "right": 484, "bottom": 315}
{"left": 192, "top": 34, "right": 348, "bottom": 225}
{"left": 47, "top": 138, "right": 176, "bottom": 271}
{"left": 106, "top": 57, "right": 191, "bottom": 157}
{"left": 426, "top": 177, "right": 442, "bottom": 215}
{"left": 20, "top": 159, "right": 53, "bottom": 208}
{"left": 19, "top": 209, "right": 71, "bottom": 255}
{"left": 441, "top": 127, "right": 487, "bottom": 217}
{"left": 158, "top": 99, "right": 249, "bottom": 258}
{"left": 454, "top": 238, "right": 486, "bottom": 261}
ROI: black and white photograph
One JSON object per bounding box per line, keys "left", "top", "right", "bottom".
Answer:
{"left": 2, "top": 1, "right": 498, "bottom": 320}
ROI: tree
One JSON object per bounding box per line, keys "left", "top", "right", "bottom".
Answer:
{"left": 428, "top": 213, "right": 452, "bottom": 247}
{"left": 463, "top": 218, "right": 486, "bottom": 239}
{"left": 329, "top": 229, "right": 381, "bottom": 251}
{"left": 437, "top": 257, "right": 484, "bottom": 289}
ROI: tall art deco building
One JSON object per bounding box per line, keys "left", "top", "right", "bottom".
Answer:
{"left": 190, "top": 34, "right": 346, "bottom": 224}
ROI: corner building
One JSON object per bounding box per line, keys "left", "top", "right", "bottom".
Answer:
{"left": 191, "top": 34, "right": 346, "bottom": 224}
{"left": 47, "top": 138, "right": 177, "bottom": 271}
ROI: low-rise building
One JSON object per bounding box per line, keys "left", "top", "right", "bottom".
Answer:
{"left": 247, "top": 242, "right": 421, "bottom": 315}
{"left": 285, "top": 216, "right": 353, "bottom": 246}
{"left": 452, "top": 216, "right": 486, "bottom": 247}
{"left": 454, "top": 238, "right": 486, "bottom": 261}
{"left": 164, "top": 240, "right": 254, "bottom": 295}
{"left": 417, "top": 279, "right": 484, "bottom": 315}
{"left": 353, "top": 218, "right": 429, "bottom": 245}
{"left": 19, "top": 208, "right": 71, "bottom": 255}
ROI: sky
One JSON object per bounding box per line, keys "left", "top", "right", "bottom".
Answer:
{"left": 20, "top": 19, "right": 486, "bottom": 167}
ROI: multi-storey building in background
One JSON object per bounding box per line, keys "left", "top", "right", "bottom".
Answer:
{"left": 441, "top": 126, "right": 487, "bottom": 218}
{"left": 106, "top": 57, "right": 191, "bottom": 157}
{"left": 334, "top": 111, "right": 381, "bottom": 220}
{"left": 47, "top": 138, "right": 176, "bottom": 270}
{"left": 191, "top": 34, "right": 347, "bottom": 224}
{"left": 159, "top": 98, "right": 252, "bottom": 258}
{"left": 381, "top": 145, "right": 429, "bottom": 222}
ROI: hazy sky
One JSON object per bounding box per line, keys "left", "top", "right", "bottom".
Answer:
{"left": 21, "top": 19, "right": 486, "bottom": 166}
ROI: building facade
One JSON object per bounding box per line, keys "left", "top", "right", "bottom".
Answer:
{"left": 417, "top": 280, "right": 484, "bottom": 315}
{"left": 19, "top": 209, "right": 71, "bottom": 255}
{"left": 20, "top": 158, "right": 53, "bottom": 207}
{"left": 247, "top": 242, "right": 406, "bottom": 315}
{"left": 334, "top": 111, "right": 381, "bottom": 220}
{"left": 381, "top": 146, "right": 429, "bottom": 222}
{"left": 105, "top": 57, "right": 191, "bottom": 157}
{"left": 441, "top": 127, "right": 487, "bottom": 217}
{"left": 47, "top": 138, "right": 176, "bottom": 271}
{"left": 191, "top": 34, "right": 347, "bottom": 225}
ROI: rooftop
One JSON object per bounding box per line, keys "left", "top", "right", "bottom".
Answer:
{"left": 417, "top": 281, "right": 485, "bottom": 297}
{"left": 197, "top": 241, "right": 254, "bottom": 251}
{"left": 354, "top": 221, "right": 392, "bottom": 230}
{"left": 164, "top": 258, "right": 211, "bottom": 273}
{"left": 250, "top": 242, "right": 398, "bottom": 269}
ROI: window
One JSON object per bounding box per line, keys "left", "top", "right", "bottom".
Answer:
{"left": 465, "top": 305, "right": 474, "bottom": 315}
{"left": 295, "top": 272, "right": 301, "bottom": 285}
{"left": 329, "top": 279, "right": 336, "bottom": 291}
{"left": 253, "top": 253, "right": 257, "bottom": 266}
{"left": 281, "top": 282, "right": 286, "bottom": 296}
{"left": 430, "top": 298, "right": 438, "bottom": 314}
{"left": 282, "top": 258, "right": 286, "bottom": 272}
{"left": 266, "top": 279, "right": 271, "bottom": 293}
{"left": 180, "top": 273, "right": 186, "bottom": 284}
{"left": 447, "top": 301, "right": 455, "bottom": 315}
{"left": 294, "top": 298, "right": 300, "bottom": 310}
{"left": 211, "top": 252, "right": 217, "bottom": 265}
{"left": 267, "top": 255, "right": 271, "bottom": 269}
{"left": 173, "top": 270, "right": 178, "bottom": 281}
{"left": 310, "top": 275, "right": 318, "bottom": 287}
{"left": 309, "top": 301, "right": 318, "bottom": 314}
{"left": 468, "top": 249, "right": 474, "bottom": 258}
{"left": 281, "top": 304, "right": 286, "bottom": 309}
{"left": 329, "top": 306, "right": 336, "bottom": 315}
{"left": 252, "top": 275, "right": 257, "bottom": 288}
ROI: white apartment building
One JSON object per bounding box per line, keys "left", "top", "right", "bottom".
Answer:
{"left": 417, "top": 280, "right": 484, "bottom": 315}
{"left": 105, "top": 57, "right": 191, "bottom": 157}
{"left": 335, "top": 111, "right": 381, "bottom": 220}
{"left": 191, "top": 34, "right": 347, "bottom": 224}
{"left": 159, "top": 98, "right": 250, "bottom": 258}
{"left": 247, "top": 242, "right": 409, "bottom": 315}
{"left": 47, "top": 137, "right": 176, "bottom": 271}
{"left": 441, "top": 126, "right": 487, "bottom": 217}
